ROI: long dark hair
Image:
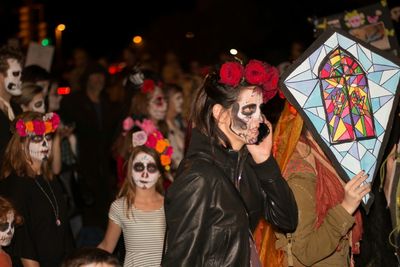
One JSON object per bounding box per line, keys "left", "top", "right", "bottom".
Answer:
{"left": 0, "top": 112, "right": 54, "bottom": 180}
{"left": 190, "top": 70, "right": 240, "bottom": 148}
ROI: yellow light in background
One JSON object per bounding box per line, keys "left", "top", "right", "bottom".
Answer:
{"left": 133, "top": 35, "right": 143, "bottom": 44}
{"left": 56, "top": 24, "right": 66, "bottom": 32}
{"left": 185, "top": 32, "right": 195, "bottom": 38}
{"left": 230, "top": 49, "right": 238, "bottom": 55}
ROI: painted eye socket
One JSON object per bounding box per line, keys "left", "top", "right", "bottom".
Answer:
{"left": 45, "top": 134, "right": 53, "bottom": 141}
{"left": 12, "top": 71, "right": 21, "bottom": 77}
{"left": 133, "top": 162, "right": 145, "bottom": 172}
{"left": 152, "top": 96, "right": 166, "bottom": 107}
{"left": 31, "top": 135, "right": 44, "bottom": 143}
{"left": 34, "top": 101, "right": 44, "bottom": 108}
{"left": 0, "top": 222, "right": 9, "bottom": 231}
{"left": 241, "top": 104, "right": 257, "bottom": 116}
{"left": 147, "top": 163, "right": 158, "bottom": 173}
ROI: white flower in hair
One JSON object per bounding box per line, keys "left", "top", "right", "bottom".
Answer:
{"left": 132, "top": 130, "right": 148, "bottom": 147}
{"left": 128, "top": 69, "right": 144, "bottom": 85}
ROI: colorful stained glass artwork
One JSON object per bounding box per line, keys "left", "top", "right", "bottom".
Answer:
{"left": 280, "top": 29, "right": 400, "bottom": 207}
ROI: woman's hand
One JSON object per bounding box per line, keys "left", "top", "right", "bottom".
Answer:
{"left": 341, "top": 171, "right": 371, "bottom": 215}
{"left": 246, "top": 116, "right": 273, "bottom": 164}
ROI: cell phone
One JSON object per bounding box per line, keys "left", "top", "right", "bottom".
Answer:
{"left": 255, "top": 122, "right": 270, "bottom": 145}
{"left": 57, "top": 87, "right": 71, "bottom": 95}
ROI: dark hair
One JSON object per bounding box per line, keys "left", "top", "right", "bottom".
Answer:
{"left": 22, "top": 65, "right": 51, "bottom": 83}
{"left": 0, "top": 45, "right": 24, "bottom": 75}
{"left": 190, "top": 69, "right": 240, "bottom": 148}
{"left": 118, "top": 145, "right": 165, "bottom": 218}
{"left": 79, "top": 63, "right": 109, "bottom": 90}
{"left": 0, "top": 111, "right": 54, "bottom": 180}
{"left": 0, "top": 196, "right": 23, "bottom": 226}
{"left": 13, "top": 82, "right": 44, "bottom": 107}
{"left": 61, "top": 247, "right": 121, "bottom": 267}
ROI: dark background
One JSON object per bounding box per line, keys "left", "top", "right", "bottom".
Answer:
{"left": 0, "top": 0, "right": 391, "bottom": 65}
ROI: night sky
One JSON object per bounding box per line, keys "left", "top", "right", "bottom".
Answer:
{"left": 0, "top": 0, "right": 382, "bottom": 65}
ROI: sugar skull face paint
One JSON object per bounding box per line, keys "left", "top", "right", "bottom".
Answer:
{"left": 132, "top": 152, "right": 160, "bottom": 189}
{"left": 4, "top": 59, "right": 22, "bottom": 96}
{"left": 27, "top": 93, "right": 45, "bottom": 113}
{"left": 230, "top": 87, "right": 263, "bottom": 144}
{"left": 148, "top": 87, "right": 167, "bottom": 122}
{"left": 29, "top": 134, "right": 53, "bottom": 161}
{"left": 0, "top": 211, "right": 15, "bottom": 247}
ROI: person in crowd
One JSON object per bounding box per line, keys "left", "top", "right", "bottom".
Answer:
{"left": 162, "top": 60, "right": 298, "bottom": 266}
{"left": 165, "top": 83, "right": 186, "bottom": 172}
{"left": 0, "top": 45, "right": 24, "bottom": 159}
{"left": 272, "top": 102, "right": 370, "bottom": 266}
{"left": 0, "top": 196, "right": 23, "bottom": 267}
{"left": 13, "top": 83, "right": 45, "bottom": 113}
{"left": 0, "top": 111, "right": 74, "bottom": 267}
{"left": 63, "top": 48, "right": 91, "bottom": 92}
{"left": 59, "top": 63, "right": 116, "bottom": 243}
{"left": 98, "top": 119, "right": 171, "bottom": 267}
{"left": 61, "top": 247, "right": 121, "bottom": 267}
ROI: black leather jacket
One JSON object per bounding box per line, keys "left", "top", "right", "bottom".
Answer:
{"left": 162, "top": 129, "right": 298, "bottom": 267}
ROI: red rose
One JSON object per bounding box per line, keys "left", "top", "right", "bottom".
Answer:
{"left": 141, "top": 79, "right": 155, "bottom": 94}
{"left": 50, "top": 113, "right": 60, "bottom": 131}
{"left": 33, "top": 120, "right": 46, "bottom": 135}
{"left": 244, "top": 60, "right": 267, "bottom": 85}
{"left": 263, "top": 66, "right": 279, "bottom": 91}
{"left": 219, "top": 62, "right": 244, "bottom": 87}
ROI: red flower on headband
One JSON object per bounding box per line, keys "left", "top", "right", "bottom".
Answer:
{"left": 141, "top": 79, "right": 155, "bottom": 94}
{"left": 50, "top": 113, "right": 60, "bottom": 129}
{"left": 219, "top": 62, "right": 243, "bottom": 87}
{"left": 244, "top": 60, "right": 267, "bottom": 85}
{"left": 16, "top": 120, "right": 27, "bottom": 137}
{"left": 33, "top": 120, "right": 45, "bottom": 136}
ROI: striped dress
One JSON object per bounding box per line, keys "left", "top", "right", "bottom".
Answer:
{"left": 109, "top": 197, "right": 166, "bottom": 267}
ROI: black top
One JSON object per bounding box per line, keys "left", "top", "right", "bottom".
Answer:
{"left": 163, "top": 128, "right": 298, "bottom": 266}
{"left": 0, "top": 173, "right": 74, "bottom": 267}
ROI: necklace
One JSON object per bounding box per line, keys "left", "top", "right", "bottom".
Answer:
{"left": 34, "top": 177, "right": 61, "bottom": 226}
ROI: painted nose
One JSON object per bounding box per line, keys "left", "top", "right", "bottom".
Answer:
{"left": 42, "top": 139, "right": 48, "bottom": 147}
{"left": 141, "top": 171, "right": 149, "bottom": 178}
{"left": 7, "top": 228, "right": 12, "bottom": 235}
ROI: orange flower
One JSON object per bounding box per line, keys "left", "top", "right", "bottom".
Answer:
{"left": 25, "top": 121, "right": 34, "bottom": 132}
{"left": 155, "top": 140, "right": 168, "bottom": 154}
{"left": 45, "top": 121, "right": 53, "bottom": 134}
{"left": 160, "top": 155, "right": 171, "bottom": 166}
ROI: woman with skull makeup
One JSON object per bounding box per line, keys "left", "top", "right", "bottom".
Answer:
{"left": 0, "top": 111, "right": 74, "bottom": 267}
{"left": 98, "top": 119, "right": 171, "bottom": 267}
{"left": 13, "top": 83, "right": 46, "bottom": 114}
{"left": 0, "top": 196, "right": 23, "bottom": 267}
{"left": 162, "top": 60, "right": 298, "bottom": 267}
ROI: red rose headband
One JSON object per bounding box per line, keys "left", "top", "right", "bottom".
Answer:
{"left": 218, "top": 60, "right": 280, "bottom": 103}
{"left": 15, "top": 113, "right": 60, "bottom": 137}
{"left": 123, "top": 117, "right": 173, "bottom": 171}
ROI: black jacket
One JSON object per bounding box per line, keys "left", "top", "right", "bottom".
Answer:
{"left": 162, "top": 128, "right": 298, "bottom": 267}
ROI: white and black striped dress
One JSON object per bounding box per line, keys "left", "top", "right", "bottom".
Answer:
{"left": 109, "top": 197, "right": 166, "bottom": 267}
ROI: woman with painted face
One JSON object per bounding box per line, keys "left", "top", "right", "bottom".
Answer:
{"left": 98, "top": 120, "right": 171, "bottom": 267}
{"left": 0, "top": 111, "right": 74, "bottom": 267}
{"left": 13, "top": 83, "right": 46, "bottom": 113}
{"left": 162, "top": 60, "right": 298, "bottom": 267}
{"left": 0, "top": 196, "right": 23, "bottom": 267}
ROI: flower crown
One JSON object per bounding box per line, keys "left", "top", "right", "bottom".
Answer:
{"left": 123, "top": 117, "right": 173, "bottom": 171}
{"left": 15, "top": 113, "right": 60, "bottom": 137}
{"left": 218, "top": 59, "right": 280, "bottom": 103}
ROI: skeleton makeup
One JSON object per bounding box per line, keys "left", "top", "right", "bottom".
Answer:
{"left": 29, "top": 134, "right": 53, "bottom": 161}
{"left": 132, "top": 152, "right": 160, "bottom": 189}
{"left": 0, "top": 211, "right": 15, "bottom": 247}
{"left": 148, "top": 87, "right": 167, "bottom": 121}
{"left": 230, "top": 87, "right": 263, "bottom": 144}
{"left": 171, "top": 91, "right": 184, "bottom": 114}
{"left": 4, "top": 58, "right": 22, "bottom": 96}
{"left": 26, "top": 93, "right": 45, "bottom": 113}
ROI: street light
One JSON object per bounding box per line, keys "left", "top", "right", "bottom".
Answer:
{"left": 55, "top": 24, "right": 66, "bottom": 68}
{"left": 133, "top": 35, "right": 143, "bottom": 45}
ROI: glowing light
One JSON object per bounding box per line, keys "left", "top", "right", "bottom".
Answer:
{"left": 133, "top": 36, "right": 143, "bottom": 44}
{"left": 230, "top": 49, "right": 238, "bottom": 55}
{"left": 56, "top": 24, "right": 66, "bottom": 32}
{"left": 185, "top": 32, "right": 195, "bottom": 38}
{"left": 41, "top": 38, "right": 50, "bottom": 46}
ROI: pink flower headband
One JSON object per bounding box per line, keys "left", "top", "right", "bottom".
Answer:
{"left": 15, "top": 113, "right": 60, "bottom": 137}
{"left": 123, "top": 117, "right": 173, "bottom": 171}
{"left": 218, "top": 59, "right": 280, "bottom": 103}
